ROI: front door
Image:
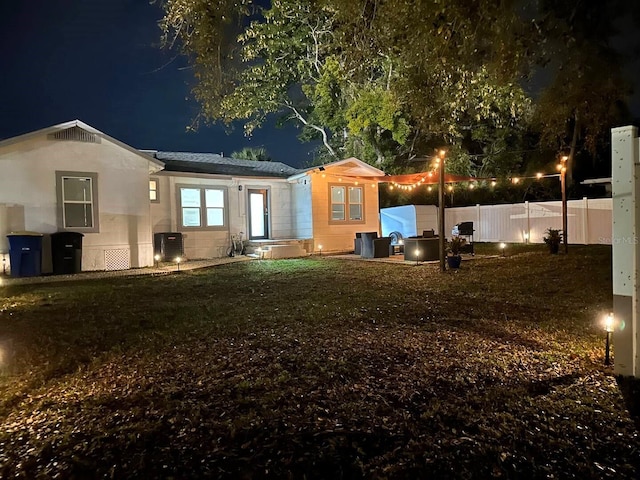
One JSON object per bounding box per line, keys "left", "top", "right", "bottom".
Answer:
{"left": 248, "top": 189, "right": 269, "bottom": 240}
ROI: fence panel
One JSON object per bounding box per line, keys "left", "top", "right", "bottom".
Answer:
{"left": 442, "top": 197, "right": 612, "bottom": 245}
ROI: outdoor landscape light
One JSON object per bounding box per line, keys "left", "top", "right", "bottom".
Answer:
{"left": 523, "top": 232, "right": 529, "bottom": 243}
{"left": 604, "top": 313, "right": 614, "bottom": 365}
{"left": 500, "top": 243, "right": 506, "bottom": 256}
{"left": 536, "top": 172, "right": 543, "bottom": 179}
{"left": 318, "top": 244, "right": 323, "bottom": 256}
{"left": 256, "top": 247, "right": 264, "bottom": 261}
{"left": 154, "top": 254, "right": 160, "bottom": 268}
{"left": 415, "top": 248, "right": 420, "bottom": 266}
{"left": 175, "top": 256, "right": 182, "bottom": 272}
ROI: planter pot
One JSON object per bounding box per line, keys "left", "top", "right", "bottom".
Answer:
{"left": 447, "top": 255, "right": 462, "bottom": 269}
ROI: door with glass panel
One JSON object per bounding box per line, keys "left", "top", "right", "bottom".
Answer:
{"left": 248, "top": 189, "right": 269, "bottom": 240}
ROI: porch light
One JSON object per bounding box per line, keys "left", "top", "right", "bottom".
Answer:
{"left": 175, "top": 256, "right": 182, "bottom": 272}
{"left": 604, "top": 313, "right": 614, "bottom": 365}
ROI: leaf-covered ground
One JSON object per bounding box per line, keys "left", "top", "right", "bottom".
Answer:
{"left": 0, "top": 245, "right": 638, "bottom": 478}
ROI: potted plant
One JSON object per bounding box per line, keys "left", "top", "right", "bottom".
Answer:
{"left": 543, "top": 228, "right": 562, "bottom": 254}
{"left": 447, "top": 236, "right": 465, "bottom": 269}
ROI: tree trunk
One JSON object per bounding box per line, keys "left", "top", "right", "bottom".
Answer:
{"left": 567, "top": 110, "right": 579, "bottom": 186}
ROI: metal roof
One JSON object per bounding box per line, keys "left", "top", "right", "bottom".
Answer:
{"left": 151, "top": 151, "right": 300, "bottom": 178}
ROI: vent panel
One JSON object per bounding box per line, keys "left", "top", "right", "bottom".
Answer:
{"left": 49, "top": 126, "right": 100, "bottom": 143}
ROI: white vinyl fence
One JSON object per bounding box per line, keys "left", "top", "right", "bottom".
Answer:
{"left": 445, "top": 197, "right": 612, "bottom": 245}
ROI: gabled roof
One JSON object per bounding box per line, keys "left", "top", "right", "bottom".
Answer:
{"left": 289, "top": 157, "right": 385, "bottom": 181}
{"left": 149, "top": 151, "right": 300, "bottom": 178}
{"left": 0, "top": 120, "right": 165, "bottom": 173}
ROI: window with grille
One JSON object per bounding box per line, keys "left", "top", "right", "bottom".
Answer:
{"left": 178, "top": 186, "right": 226, "bottom": 230}
{"left": 330, "top": 184, "right": 364, "bottom": 224}
{"left": 56, "top": 171, "right": 99, "bottom": 232}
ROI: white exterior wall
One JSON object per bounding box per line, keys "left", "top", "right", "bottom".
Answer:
{"left": 445, "top": 198, "right": 612, "bottom": 244}
{"left": 150, "top": 173, "right": 298, "bottom": 259}
{"left": 291, "top": 179, "right": 313, "bottom": 239}
{"left": 0, "top": 134, "right": 154, "bottom": 272}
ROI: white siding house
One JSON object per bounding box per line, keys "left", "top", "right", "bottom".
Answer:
{"left": 0, "top": 121, "right": 386, "bottom": 274}
{"left": 0, "top": 120, "right": 163, "bottom": 272}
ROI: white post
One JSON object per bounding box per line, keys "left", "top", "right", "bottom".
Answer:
{"left": 582, "top": 197, "right": 589, "bottom": 245}
{"left": 475, "top": 204, "right": 481, "bottom": 242}
{"left": 611, "top": 125, "right": 639, "bottom": 377}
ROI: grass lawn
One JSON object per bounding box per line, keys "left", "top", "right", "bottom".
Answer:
{"left": 0, "top": 245, "right": 638, "bottom": 478}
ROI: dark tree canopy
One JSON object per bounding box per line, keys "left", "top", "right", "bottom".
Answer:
{"left": 158, "top": 0, "right": 636, "bottom": 180}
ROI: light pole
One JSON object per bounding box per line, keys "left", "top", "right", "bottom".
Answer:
{"left": 604, "top": 313, "right": 614, "bottom": 365}
{"left": 437, "top": 149, "right": 446, "bottom": 273}
{"left": 559, "top": 155, "right": 568, "bottom": 254}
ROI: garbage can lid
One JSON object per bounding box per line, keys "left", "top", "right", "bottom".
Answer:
{"left": 52, "top": 231, "right": 84, "bottom": 237}
{"left": 7, "top": 231, "right": 43, "bottom": 237}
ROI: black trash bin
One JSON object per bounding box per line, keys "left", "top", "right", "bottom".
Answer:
{"left": 51, "top": 232, "right": 84, "bottom": 274}
{"left": 7, "top": 232, "right": 43, "bottom": 277}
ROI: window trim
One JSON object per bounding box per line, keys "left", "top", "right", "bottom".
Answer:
{"left": 56, "top": 171, "right": 100, "bottom": 233}
{"left": 328, "top": 183, "right": 365, "bottom": 225}
{"left": 176, "top": 184, "right": 228, "bottom": 231}
{"left": 149, "top": 177, "right": 160, "bottom": 203}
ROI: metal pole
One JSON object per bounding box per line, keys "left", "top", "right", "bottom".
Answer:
{"left": 561, "top": 156, "right": 568, "bottom": 254}
{"left": 438, "top": 152, "right": 446, "bottom": 272}
{"left": 605, "top": 330, "right": 612, "bottom": 365}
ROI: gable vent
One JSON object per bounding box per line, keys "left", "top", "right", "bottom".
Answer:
{"left": 49, "top": 126, "right": 100, "bottom": 143}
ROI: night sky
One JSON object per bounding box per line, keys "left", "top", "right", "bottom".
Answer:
{"left": 0, "top": 0, "right": 318, "bottom": 168}
{"left": 1, "top": 1, "right": 638, "bottom": 170}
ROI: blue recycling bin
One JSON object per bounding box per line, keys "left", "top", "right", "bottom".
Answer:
{"left": 7, "top": 232, "right": 43, "bottom": 277}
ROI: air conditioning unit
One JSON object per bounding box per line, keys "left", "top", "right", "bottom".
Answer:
{"left": 153, "top": 232, "right": 184, "bottom": 261}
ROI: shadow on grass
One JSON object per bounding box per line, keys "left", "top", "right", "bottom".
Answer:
{"left": 616, "top": 375, "right": 640, "bottom": 430}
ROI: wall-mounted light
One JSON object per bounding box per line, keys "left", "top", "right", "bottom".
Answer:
{"left": 238, "top": 185, "right": 243, "bottom": 191}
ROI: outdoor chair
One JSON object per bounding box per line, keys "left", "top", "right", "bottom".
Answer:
{"left": 354, "top": 231, "right": 378, "bottom": 255}
{"left": 360, "top": 232, "right": 391, "bottom": 258}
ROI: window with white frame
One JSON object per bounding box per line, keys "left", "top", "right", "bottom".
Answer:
{"left": 178, "top": 186, "right": 226, "bottom": 229}
{"left": 56, "top": 171, "right": 99, "bottom": 232}
{"left": 149, "top": 178, "right": 159, "bottom": 202}
{"left": 330, "top": 184, "right": 364, "bottom": 223}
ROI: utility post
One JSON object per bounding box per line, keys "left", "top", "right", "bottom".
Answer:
{"left": 437, "top": 149, "right": 446, "bottom": 272}
{"left": 560, "top": 155, "right": 568, "bottom": 254}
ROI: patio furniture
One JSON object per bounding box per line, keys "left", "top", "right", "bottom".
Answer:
{"left": 354, "top": 231, "right": 378, "bottom": 255}
{"left": 404, "top": 237, "right": 439, "bottom": 262}
{"left": 360, "top": 232, "right": 391, "bottom": 258}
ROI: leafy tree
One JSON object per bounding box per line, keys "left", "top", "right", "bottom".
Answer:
{"left": 530, "top": 0, "right": 633, "bottom": 184}
{"left": 157, "top": 0, "right": 535, "bottom": 174}
{"left": 230, "top": 146, "right": 271, "bottom": 161}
